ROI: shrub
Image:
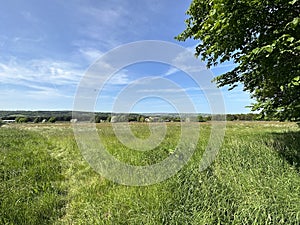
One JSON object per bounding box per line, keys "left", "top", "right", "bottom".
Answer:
{"left": 16, "top": 117, "right": 29, "bottom": 123}
{"left": 48, "top": 117, "right": 56, "bottom": 123}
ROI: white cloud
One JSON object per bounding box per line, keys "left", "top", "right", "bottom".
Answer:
{"left": 79, "top": 48, "right": 103, "bottom": 63}
{"left": 164, "top": 67, "right": 180, "bottom": 76}
{"left": 0, "top": 58, "right": 83, "bottom": 87}
{"left": 172, "top": 51, "right": 206, "bottom": 73}
{"left": 138, "top": 88, "right": 184, "bottom": 93}
{"left": 161, "top": 46, "right": 207, "bottom": 78}
{"left": 0, "top": 56, "right": 83, "bottom": 109}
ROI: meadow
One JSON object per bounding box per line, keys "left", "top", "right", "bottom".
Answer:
{"left": 0, "top": 122, "right": 299, "bottom": 224}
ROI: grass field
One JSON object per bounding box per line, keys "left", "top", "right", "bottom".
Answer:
{"left": 0, "top": 122, "right": 299, "bottom": 224}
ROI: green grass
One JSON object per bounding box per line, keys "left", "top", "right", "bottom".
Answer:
{"left": 0, "top": 122, "right": 299, "bottom": 224}
{"left": 0, "top": 128, "right": 66, "bottom": 224}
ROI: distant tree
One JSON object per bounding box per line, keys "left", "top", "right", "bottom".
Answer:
{"left": 226, "top": 114, "right": 235, "bottom": 121}
{"left": 177, "top": 0, "right": 300, "bottom": 121}
{"left": 127, "top": 115, "right": 136, "bottom": 122}
{"left": 63, "top": 115, "right": 72, "bottom": 121}
{"left": 95, "top": 116, "right": 101, "bottom": 123}
{"left": 198, "top": 115, "right": 206, "bottom": 122}
{"left": 139, "top": 116, "right": 145, "bottom": 122}
{"left": 205, "top": 116, "right": 212, "bottom": 121}
{"left": 173, "top": 117, "right": 181, "bottom": 122}
{"left": 16, "top": 117, "right": 29, "bottom": 123}
{"left": 48, "top": 117, "right": 56, "bottom": 123}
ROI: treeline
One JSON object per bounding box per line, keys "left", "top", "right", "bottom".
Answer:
{"left": 198, "top": 113, "right": 264, "bottom": 122}
{"left": 0, "top": 111, "right": 73, "bottom": 120}
{"left": 0, "top": 110, "right": 277, "bottom": 123}
{"left": 225, "top": 113, "right": 267, "bottom": 121}
{"left": 0, "top": 111, "right": 73, "bottom": 123}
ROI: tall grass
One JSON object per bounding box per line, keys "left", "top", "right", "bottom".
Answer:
{"left": 1, "top": 122, "right": 299, "bottom": 224}
{"left": 0, "top": 128, "right": 66, "bottom": 224}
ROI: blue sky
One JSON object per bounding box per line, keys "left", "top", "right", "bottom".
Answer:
{"left": 0, "top": 0, "right": 253, "bottom": 113}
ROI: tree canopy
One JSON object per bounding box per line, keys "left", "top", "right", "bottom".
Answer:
{"left": 177, "top": 0, "right": 300, "bottom": 121}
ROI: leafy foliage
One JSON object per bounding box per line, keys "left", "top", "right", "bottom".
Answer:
{"left": 177, "top": 0, "right": 300, "bottom": 121}
{"left": 16, "top": 117, "right": 29, "bottom": 123}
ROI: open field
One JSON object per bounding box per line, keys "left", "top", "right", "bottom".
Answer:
{"left": 0, "top": 122, "right": 299, "bottom": 224}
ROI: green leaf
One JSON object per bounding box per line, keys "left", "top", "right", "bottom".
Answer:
{"left": 287, "top": 37, "right": 295, "bottom": 42}
{"left": 291, "top": 76, "right": 300, "bottom": 86}
{"left": 291, "top": 17, "right": 300, "bottom": 28}
{"left": 264, "top": 45, "right": 273, "bottom": 53}
{"left": 280, "top": 85, "right": 284, "bottom": 91}
{"left": 289, "top": 0, "right": 297, "bottom": 5}
{"left": 252, "top": 48, "right": 260, "bottom": 55}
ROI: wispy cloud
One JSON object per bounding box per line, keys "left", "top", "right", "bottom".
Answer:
{"left": 107, "top": 70, "right": 131, "bottom": 85}
{"left": 12, "top": 36, "right": 43, "bottom": 43}
{"left": 164, "top": 67, "right": 180, "bottom": 76}
{"left": 137, "top": 86, "right": 203, "bottom": 93}
{"left": 78, "top": 48, "right": 103, "bottom": 63}
{"left": 0, "top": 58, "right": 83, "bottom": 87}
{"left": 138, "top": 88, "right": 184, "bottom": 93}
{"left": 0, "top": 56, "right": 83, "bottom": 109}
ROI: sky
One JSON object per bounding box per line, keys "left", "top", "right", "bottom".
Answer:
{"left": 0, "top": 0, "right": 254, "bottom": 114}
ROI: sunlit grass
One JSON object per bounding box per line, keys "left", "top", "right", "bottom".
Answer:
{"left": 0, "top": 128, "right": 66, "bottom": 224}
{"left": 1, "top": 122, "right": 299, "bottom": 224}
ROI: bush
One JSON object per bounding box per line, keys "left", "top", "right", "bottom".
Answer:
{"left": 16, "top": 117, "right": 29, "bottom": 123}
{"left": 198, "top": 115, "right": 206, "bottom": 122}
{"left": 48, "top": 117, "right": 56, "bottom": 123}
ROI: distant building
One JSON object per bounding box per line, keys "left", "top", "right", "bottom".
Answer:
{"left": 2, "top": 119, "right": 15, "bottom": 123}
{"left": 70, "top": 119, "right": 78, "bottom": 123}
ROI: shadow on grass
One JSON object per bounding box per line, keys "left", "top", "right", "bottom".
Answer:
{"left": 269, "top": 130, "right": 300, "bottom": 171}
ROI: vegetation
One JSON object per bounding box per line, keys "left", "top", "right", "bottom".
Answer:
{"left": 0, "top": 128, "right": 66, "bottom": 224}
{"left": 0, "top": 122, "right": 299, "bottom": 224}
{"left": 16, "top": 117, "right": 29, "bottom": 123}
{"left": 48, "top": 117, "right": 57, "bottom": 123}
{"left": 177, "top": 0, "right": 300, "bottom": 121}
{"left": 0, "top": 110, "right": 279, "bottom": 124}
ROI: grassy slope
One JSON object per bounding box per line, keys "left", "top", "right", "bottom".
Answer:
{"left": 0, "top": 122, "right": 299, "bottom": 224}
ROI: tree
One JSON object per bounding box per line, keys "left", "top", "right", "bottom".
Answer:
{"left": 198, "top": 115, "right": 206, "bottom": 122}
{"left": 48, "top": 117, "right": 56, "bottom": 123}
{"left": 139, "top": 116, "right": 145, "bottom": 122}
{"left": 177, "top": 0, "right": 300, "bottom": 121}
{"left": 16, "top": 117, "right": 29, "bottom": 123}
